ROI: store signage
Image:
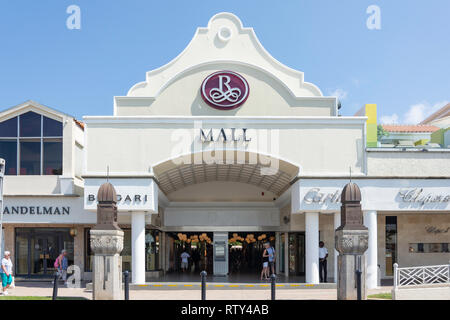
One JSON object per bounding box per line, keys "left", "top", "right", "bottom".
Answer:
{"left": 201, "top": 71, "right": 249, "bottom": 110}
{"left": 84, "top": 178, "right": 158, "bottom": 212}
{"left": 200, "top": 128, "right": 251, "bottom": 142}
{"left": 3, "top": 206, "right": 70, "bottom": 215}
{"left": 303, "top": 188, "right": 341, "bottom": 204}
{"left": 398, "top": 189, "right": 450, "bottom": 205}
{"left": 294, "top": 179, "right": 450, "bottom": 213}
{"left": 303, "top": 187, "right": 450, "bottom": 206}
{"left": 425, "top": 226, "right": 449, "bottom": 235}
{"left": 87, "top": 194, "right": 150, "bottom": 203}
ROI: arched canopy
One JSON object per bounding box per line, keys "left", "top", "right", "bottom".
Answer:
{"left": 153, "top": 151, "right": 299, "bottom": 196}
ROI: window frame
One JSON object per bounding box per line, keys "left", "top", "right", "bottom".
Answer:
{"left": 0, "top": 112, "right": 63, "bottom": 175}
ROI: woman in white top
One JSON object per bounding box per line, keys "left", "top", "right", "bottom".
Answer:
{"left": 0, "top": 251, "right": 13, "bottom": 295}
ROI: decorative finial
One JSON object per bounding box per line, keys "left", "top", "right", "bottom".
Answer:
{"left": 107, "top": 165, "right": 110, "bottom": 182}
{"left": 349, "top": 166, "right": 352, "bottom": 183}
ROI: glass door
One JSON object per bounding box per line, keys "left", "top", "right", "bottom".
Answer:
{"left": 289, "top": 233, "right": 305, "bottom": 276}
{"left": 31, "top": 233, "right": 60, "bottom": 275}
{"left": 15, "top": 228, "right": 73, "bottom": 277}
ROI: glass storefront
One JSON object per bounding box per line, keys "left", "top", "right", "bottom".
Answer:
{"left": 288, "top": 232, "right": 305, "bottom": 276}
{"left": 15, "top": 228, "right": 74, "bottom": 277}
{"left": 385, "top": 216, "right": 398, "bottom": 276}
{"left": 84, "top": 227, "right": 160, "bottom": 272}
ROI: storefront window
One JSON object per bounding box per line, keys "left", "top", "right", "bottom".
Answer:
{"left": 145, "top": 230, "right": 159, "bottom": 271}
{"left": 84, "top": 228, "right": 160, "bottom": 272}
{"left": 20, "top": 112, "right": 41, "bottom": 137}
{"left": 0, "top": 117, "right": 17, "bottom": 137}
{"left": 43, "top": 116, "right": 63, "bottom": 136}
{"left": 0, "top": 112, "right": 63, "bottom": 175}
{"left": 122, "top": 230, "right": 132, "bottom": 272}
{"left": 43, "top": 140, "right": 63, "bottom": 175}
{"left": 20, "top": 141, "right": 41, "bottom": 175}
{"left": 84, "top": 228, "right": 93, "bottom": 272}
{"left": 409, "top": 243, "right": 450, "bottom": 253}
{"left": 280, "top": 233, "right": 285, "bottom": 274}
{"left": 0, "top": 141, "right": 17, "bottom": 175}
{"left": 14, "top": 228, "right": 74, "bottom": 276}
{"left": 288, "top": 232, "right": 305, "bottom": 276}
{"left": 385, "top": 216, "right": 398, "bottom": 276}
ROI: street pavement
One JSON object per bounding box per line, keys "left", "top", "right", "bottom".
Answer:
{"left": 6, "top": 282, "right": 392, "bottom": 300}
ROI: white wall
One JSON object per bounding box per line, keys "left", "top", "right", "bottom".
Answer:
{"left": 164, "top": 203, "right": 280, "bottom": 229}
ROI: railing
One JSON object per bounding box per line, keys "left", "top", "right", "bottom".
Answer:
{"left": 393, "top": 262, "right": 450, "bottom": 289}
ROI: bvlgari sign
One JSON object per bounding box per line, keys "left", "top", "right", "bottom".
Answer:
{"left": 84, "top": 178, "right": 158, "bottom": 212}
{"left": 201, "top": 71, "right": 249, "bottom": 110}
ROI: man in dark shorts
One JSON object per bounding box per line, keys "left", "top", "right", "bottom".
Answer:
{"left": 264, "top": 242, "right": 276, "bottom": 275}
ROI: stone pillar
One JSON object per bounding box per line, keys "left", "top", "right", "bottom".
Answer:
{"left": 90, "top": 230, "right": 124, "bottom": 300}
{"left": 90, "top": 182, "right": 124, "bottom": 300}
{"left": 131, "top": 211, "right": 146, "bottom": 284}
{"left": 335, "top": 182, "right": 369, "bottom": 300}
{"left": 73, "top": 226, "right": 84, "bottom": 279}
{"left": 364, "top": 210, "right": 378, "bottom": 289}
{"left": 305, "top": 212, "right": 319, "bottom": 284}
{"left": 334, "top": 212, "right": 341, "bottom": 283}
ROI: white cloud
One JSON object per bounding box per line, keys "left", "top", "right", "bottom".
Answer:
{"left": 404, "top": 103, "right": 427, "bottom": 124}
{"left": 380, "top": 100, "right": 448, "bottom": 125}
{"left": 380, "top": 114, "right": 399, "bottom": 124}
{"left": 329, "top": 88, "right": 348, "bottom": 101}
{"left": 351, "top": 78, "right": 360, "bottom": 87}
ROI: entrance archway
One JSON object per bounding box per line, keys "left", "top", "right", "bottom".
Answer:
{"left": 153, "top": 150, "right": 300, "bottom": 199}
{"left": 153, "top": 151, "right": 300, "bottom": 278}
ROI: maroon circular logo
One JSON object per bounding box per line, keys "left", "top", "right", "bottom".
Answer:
{"left": 201, "top": 71, "right": 249, "bottom": 110}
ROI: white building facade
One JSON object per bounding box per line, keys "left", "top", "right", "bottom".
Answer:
{"left": 1, "top": 13, "right": 449, "bottom": 286}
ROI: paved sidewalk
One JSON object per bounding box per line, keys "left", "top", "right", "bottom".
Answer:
{"left": 5, "top": 282, "right": 392, "bottom": 300}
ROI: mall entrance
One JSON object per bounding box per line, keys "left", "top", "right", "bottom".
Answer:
{"left": 166, "top": 232, "right": 214, "bottom": 274}
{"left": 14, "top": 228, "right": 74, "bottom": 277}
{"left": 228, "top": 232, "right": 275, "bottom": 275}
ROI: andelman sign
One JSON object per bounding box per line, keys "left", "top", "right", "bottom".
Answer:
{"left": 3, "top": 206, "right": 70, "bottom": 215}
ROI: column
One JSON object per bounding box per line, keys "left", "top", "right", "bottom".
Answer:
{"left": 305, "top": 212, "right": 320, "bottom": 284}
{"left": 131, "top": 211, "right": 146, "bottom": 284}
{"left": 334, "top": 212, "right": 341, "bottom": 283}
{"left": 275, "top": 232, "right": 280, "bottom": 273}
{"left": 364, "top": 210, "right": 378, "bottom": 289}
{"left": 284, "top": 232, "right": 289, "bottom": 277}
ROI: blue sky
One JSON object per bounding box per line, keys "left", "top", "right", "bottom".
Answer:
{"left": 0, "top": 1, "right": 449, "bottom": 123}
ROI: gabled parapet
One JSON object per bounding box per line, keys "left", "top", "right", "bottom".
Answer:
{"left": 127, "top": 12, "right": 323, "bottom": 98}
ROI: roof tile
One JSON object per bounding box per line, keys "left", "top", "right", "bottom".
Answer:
{"left": 382, "top": 124, "right": 440, "bottom": 133}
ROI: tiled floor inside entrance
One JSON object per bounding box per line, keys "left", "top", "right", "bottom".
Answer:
{"left": 154, "top": 272, "right": 310, "bottom": 284}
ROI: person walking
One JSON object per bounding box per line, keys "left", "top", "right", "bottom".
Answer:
{"left": 0, "top": 251, "right": 13, "bottom": 295}
{"left": 55, "top": 249, "right": 69, "bottom": 285}
{"left": 260, "top": 247, "right": 269, "bottom": 280}
{"left": 265, "top": 242, "right": 276, "bottom": 276}
{"left": 319, "top": 241, "right": 329, "bottom": 283}
{"left": 180, "top": 250, "right": 190, "bottom": 272}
